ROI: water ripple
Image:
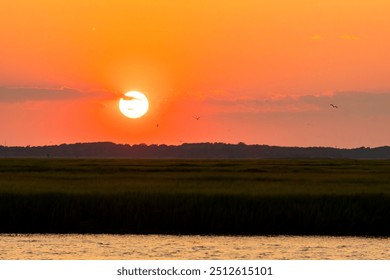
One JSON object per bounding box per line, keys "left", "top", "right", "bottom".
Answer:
{"left": 0, "top": 234, "right": 389, "bottom": 260}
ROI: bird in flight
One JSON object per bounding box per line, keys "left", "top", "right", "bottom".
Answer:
{"left": 193, "top": 116, "right": 200, "bottom": 120}
{"left": 330, "top": 104, "right": 338, "bottom": 109}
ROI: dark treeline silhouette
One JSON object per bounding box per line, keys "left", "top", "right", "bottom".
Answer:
{"left": 1, "top": 142, "right": 390, "bottom": 159}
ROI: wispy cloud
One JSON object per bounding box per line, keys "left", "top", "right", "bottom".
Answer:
{"left": 311, "top": 35, "right": 324, "bottom": 41}
{"left": 0, "top": 86, "right": 114, "bottom": 103}
{"left": 339, "top": 34, "right": 359, "bottom": 41}
{"left": 0, "top": 86, "right": 85, "bottom": 103}
{"left": 310, "top": 34, "right": 360, "bottom": 41}
{"left": 205, "top": 94, "right": 318, "bottom": 113}
{"left": 201, "top": 91, "right": 390, "bottom": 115}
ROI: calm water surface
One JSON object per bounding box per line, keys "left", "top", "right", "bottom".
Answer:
{"left": 0, "top": 234, "right": 389, "bottom": 260}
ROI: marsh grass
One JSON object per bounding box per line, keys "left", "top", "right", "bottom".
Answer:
{"left": 0, "top": 159, "right": 389, "bottom": 235}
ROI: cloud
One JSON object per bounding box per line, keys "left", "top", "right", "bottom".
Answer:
{"left": 339, "top": 34, "right": 359, "bottom": 41}
{"left": 205, "top": 95, "right": 317, "bottom": 113}
{"left": 0, "top": 86, "right": 86, "bottom": 103}
{"left": 311, "top": 35, "right": 324, "bottom": 41}
{"left": 202, "top": 91, "right": 390, "bottom": 115}
{"left": 325, "top": 91, "right": 390, "bottom": 115}
{"left": 310, "top": 34, "right": 360, "bottom": 41}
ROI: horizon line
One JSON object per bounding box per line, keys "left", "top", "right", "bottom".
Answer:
{"left": 0, "top": 141, "right": 389, "bottom": 150}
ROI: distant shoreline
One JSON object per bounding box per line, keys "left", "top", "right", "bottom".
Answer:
{"left": 1, "top": 142, "right": 390, "bottom": 159}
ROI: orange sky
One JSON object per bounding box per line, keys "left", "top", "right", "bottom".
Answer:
{"left": 0, "top": 0, "right": 389, "bottom": 147}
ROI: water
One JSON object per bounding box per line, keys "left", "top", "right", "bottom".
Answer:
{"left": 0, "top": 234, "right": 389, "bottom": 260}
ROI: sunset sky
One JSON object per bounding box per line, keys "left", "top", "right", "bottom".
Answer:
{"left": 1, "top": 0, "right": 389, "bottom": 148}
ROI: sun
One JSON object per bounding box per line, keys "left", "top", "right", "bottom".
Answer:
{"left": 119, "top": 91, "right": 149, "bottom": 119}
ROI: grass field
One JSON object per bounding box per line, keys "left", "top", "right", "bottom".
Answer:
{"left": 0, "top": 158, "right": 389, "bottom": 235}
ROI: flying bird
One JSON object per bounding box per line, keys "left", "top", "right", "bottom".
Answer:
{"left": 193, "top": 116, "right": 200, "bottom": 120}
{"left": 330, "top": 104, "right": 338, "bottom": 109}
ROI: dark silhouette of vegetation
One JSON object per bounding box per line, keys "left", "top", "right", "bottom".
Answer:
{"left": 0, "top": 158, "right": 389, "bottom": 235}
{"left": 1, "top": 192, "right": 389, "bottom": 235}
{"left": 0, "top": 142, "right": 389, "bottom": 159}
